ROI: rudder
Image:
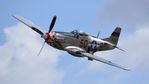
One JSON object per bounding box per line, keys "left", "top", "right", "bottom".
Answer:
{"left": 103, "top": 27, "right": 121, "bottom": 45}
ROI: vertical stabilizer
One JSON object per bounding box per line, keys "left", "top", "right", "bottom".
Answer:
{"left": 103, "top": 27, "right": 121, "bottom": 45}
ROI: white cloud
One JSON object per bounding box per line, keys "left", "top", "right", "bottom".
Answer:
{"left": 0, "top": 23, "right": 63, "bottom": 84}
{"left": 121, "top": 24, "right": 149, "bottom": 69}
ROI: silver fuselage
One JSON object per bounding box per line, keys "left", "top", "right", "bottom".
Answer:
{"left": 45, "top": 31, "right": 115, "bottom": 55}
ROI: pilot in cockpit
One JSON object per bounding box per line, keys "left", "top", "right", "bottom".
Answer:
{"left": 71, "top": 30, "right": 79, "bottom": 39}
{"left": 71, "top": 30, "right": 88, "bottom": 39}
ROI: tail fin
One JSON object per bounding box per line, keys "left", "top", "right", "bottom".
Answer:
{"left": 103, "top": 27, "right": 121, "bottom": 45}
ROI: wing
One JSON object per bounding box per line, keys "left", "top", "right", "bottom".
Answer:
{"left": 81, "top": 53, "right": 130, "bottom": 71}
{"left": 65, "top": 46, "right": 130, "bottom": 71}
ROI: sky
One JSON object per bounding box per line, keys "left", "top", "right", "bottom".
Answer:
{"left": 0, "top": 0, "right": 149, "bottom": 84}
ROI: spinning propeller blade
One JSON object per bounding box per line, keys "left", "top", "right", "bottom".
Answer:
{"left": 37, "top": 41, "right": 46, "bottom": 56}
{"left": 38, "top": 16, "right": 57, "bottom": 56}
{"left": 12, "top": 15, "right": 44, "bottom": 36}
{"left": 13, "top": 15, "right": 57, "bottom": 56}
{"left": 49, "top": 16, "right": 57, "bottom": 32}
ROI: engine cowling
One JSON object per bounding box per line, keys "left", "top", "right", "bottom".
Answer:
{"left": 43, "top": 32, "right": 56, "bottom": 40}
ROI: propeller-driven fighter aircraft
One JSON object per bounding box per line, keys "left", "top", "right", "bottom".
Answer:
{"left": 13, "top": 15, "right": 130, "bottom": 71}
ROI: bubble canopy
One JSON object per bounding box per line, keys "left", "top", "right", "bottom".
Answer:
{"left": 71, "top": 30, "right": 88, "bottom": 36}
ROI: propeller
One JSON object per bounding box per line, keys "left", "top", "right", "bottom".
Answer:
{"left": 31, "top": 27, "right": 43, "bottom": 35}
{"left": 37, "top": 16, "right": 57, "bottom": 56}
{"left": 12, "top": 15, "right": 57, "bottom": 56}
{"left": 48, "top": 16, "right": 57, "bottom": 32}
{"left": 12, "top": 15, "right": 44, "bottom": 36}
{"left": 37, "top": 41, "right": 46, "bottom": 56}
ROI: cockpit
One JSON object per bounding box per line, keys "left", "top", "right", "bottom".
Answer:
{"left": 55, "top": 30, "right": 88, "bottom": 39}
{"left": 71, "top": 30, "right": 88, "bottom": 36}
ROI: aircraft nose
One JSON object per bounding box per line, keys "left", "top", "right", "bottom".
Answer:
{"left": 43, "top": 32, "right": 56, "bottom": 41}
{"left": 42, "top": 33, "right": 48, "bottom": 40}
{"left": 49, "top": 32, "right": 56, "bottom": 40}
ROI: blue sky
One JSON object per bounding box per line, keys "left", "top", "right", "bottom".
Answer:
{"left": 0, "top": 0, "right": 149, "bottom": 84}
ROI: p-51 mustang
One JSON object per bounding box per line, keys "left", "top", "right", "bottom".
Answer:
{"left": 13, "top": 15, "right": 130, "bottom": 71}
